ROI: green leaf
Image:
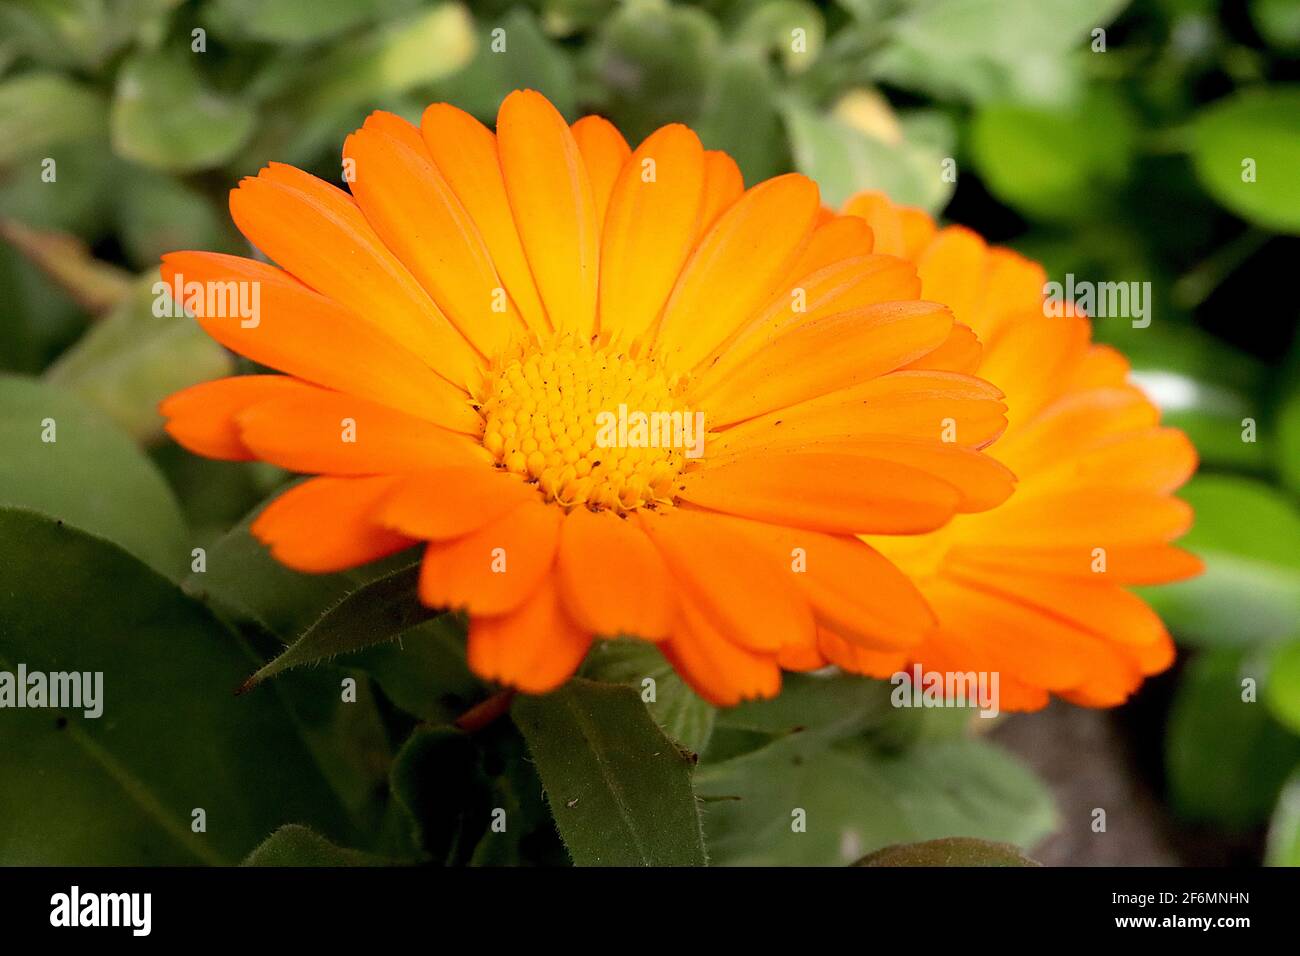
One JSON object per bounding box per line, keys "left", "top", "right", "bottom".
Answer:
{"left": 969, "top": 89, "right": 1136, "bottom": 221}
{"left": 0, "top": 374, "right": 187, "bottom": 577}
{"left": 0, "top": 508, "right": 352, "bottom": 864}
{"left": 0, "top": 239, "right": 85, "bottom": 375}
{"left": 1266, "top": 640, "right": 1300, "bottom": 734}
{"left": 716, "top": 671, "right": 895, "bottom": 737}
{"left": 584, "top": 0, "right": 720, "bottom": 143}
{"left": 1139, "top": 475, "right": 1300, "bottom": 648}
{"left": 183, "top": 494, "right": 363, "bottom": 638}
{"left": 305, "top": 4, "right": 478, "bottom": 113}
{"left": 346, "top": 618, "right": 482, "bottom": 724}
{"left": 1253, "top": 0, "right": 1300, "bottom": 50}
{"left": 433, "top": 7, "right": 576, "bottom": 121}
{"left": 694, "top": 51, "right": 786, "bottom": 185}
{"left": 512, "top": 678, "right": 708, "bottom": 866}
{"left": 1279, "top": 376, "right": 1300, "bottom": 495}
{"left": 696, "top": 733, "right": 1056, "bottom": 866}
{"left": 782, "top": 97, "right": 952, "bottom": 211}
{"left": 242, "top": 824, "right": 389, "bottom": 866}
{"left": 871, "top": 0, "right": 1128, "bottom": 105}
{"left": 1166, "top": 648, "right": 1300, "bottom": 830}
{"left": 239, "top": 561, "right": 438, "bottom": 692}
{"left": 1266, "top": 769, "right": 1300, "bottom": 866}
{"left": 733, "top": 0, "right": 825, "bottom": 74}
{"left": 113, "top": 170, "right": 239, "bottom": 270}
{"left": 581, "top": 638, "right": 716, "bottom": 755}
{"left": 186, "top": 502, "right": 481, "bottom": 722}
{"left": 111, "top": 52, "right": 257, "bottom": 172}
{"left": 389, "top": 726, "right": 492, "bottom": 865}
{"left": 853, "top": 836, "right": 1040, "bottom": 867}
{"left": 0, "top": 72, "right": 106, "bottom": 164}
{"left": 1192, "top": 86, "right": 1300, "bottom": 234}
{"left": 208, "top": 0, "right": 386, "bottom": 44}
{"left": 0, "top": 138, "right": 120, "bottom": 235}
{"left": 0, "top": 0, "right": 173, "bottom": 71}
{"left": 44, "top": 271, "right": 234, "bottom": 443}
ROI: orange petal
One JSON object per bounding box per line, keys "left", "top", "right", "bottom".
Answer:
{"left": 250, "top": 475, "right": 414, "bottom": 573}
{"left": 705, "top": 301, "right": 954, "bottom": 426}
{"left": 228, "top": 166, "right": 482, "bottom": 388}
{"left": 695, "top": 254, "right": 921, "bottom": 390}
{"left": 678, "top": 452, "right": 964, "bottom": 535}
{"left": 1025, "top": 426, "right": 1197, "bottom": 496}
{"left": 236, "top": 387, "right": 486, "bottom": 475}
{"left": 698, "top": 150, "right": 744, "bottom": 235}
{"left": 968, "top": 489, "right": 1194, "bottom": 547}
{"left": 913, "top": 225, "right": 990, "bottom": 335}
{"left": 358, "top": 110, "right": 429, "bottom": 155}
{"left": 497, "top": 90, "right": 600, "bottom": 337}
{"left": 979, "top": 314, "right": 1091, "bottom": 425}
{"left": 377, "top": 467, "right": 538, "bottom": 541}
{"left": 160, "top": 252, "right": 479, "bottom": 432}
{"left": 637, "top": 509, "right": 814, "bottom": 653}
{"left": 420, "top": 102, "right": 548, "bottom": 333}
{"left": 993, "top": 385, "right": 1161, "bottom": 475}
{"left": 902, "top": 322, "right": 982, "bottom": 375}
{"left": 708, "top": 370, "right": 1007, "bottom": 459}
{"left": 555, "top": 507, "right": 673, "bottom": 640}
{"left": 343, "top": 125, "right": 520, "bottom": 357}
{"left": 654, "top": 173, "right": 820, "bottom": 370}
{"left": 780, "top": 215, "right": 873, "bottom": 282}
{"left": 1067, "top": 343, "right": 1131, "bottom": 390}
{"left": 599, "top": 123, "right": 705, "bottom": 346}
{"left": 949, "top": 564, "right": 1175, "bottom": 675}
{"left": 160, "top": 374, "right": 305, "bottom": 460}
{"left": 467, "top": 577, "right": 592, "bottom": 694}
{"left": 841, "top": 190, "right": 936, "bottom": 259}
{"left": 418, "top": 499, "right": 562, "bottom": 616}
{"left": 816, "top": 628, "right": 908, "bottom": 678}
{"left": 948, "top": 542, "right": 1203, "bottom": 585}
{"left": 660, "top": 593, "right": 782, "bottom": 707}
{"left": 571, "top": 114, "right": 631, "bottom": 229}
{"left": 716, "top": 516, "right": 934, "bottom": 650}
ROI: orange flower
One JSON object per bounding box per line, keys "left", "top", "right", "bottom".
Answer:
{"left": 797, "top": 192, "right": 1202, "bottom": 710}
{"left": 160, "top": 90, "right": 1016, "bottom": 705}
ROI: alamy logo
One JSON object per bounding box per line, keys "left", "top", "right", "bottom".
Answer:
{"left": 594, "top": 404, "right": 706, "bottom": 458}
{"left": 1043, "top": 273, "right": 1151, "bottom": 328}
{"left": 50, "top": 886, "right": 151, "bottom": 936}
{"left": 152, "top": 272, "right": 261, "bottom": 328}
{"left": 0, "top": 664, "right": 102, "bottom": 718}
{"left": 890, "top": 664, "right": 1000, "bottom": 718}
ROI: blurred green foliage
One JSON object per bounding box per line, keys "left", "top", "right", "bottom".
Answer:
{"left": 1, "top": 0, "right": 1299, "bottom": 866}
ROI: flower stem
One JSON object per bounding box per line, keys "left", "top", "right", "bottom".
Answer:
{"left": 454, "top": 689, "right": 516, "bottom": 733}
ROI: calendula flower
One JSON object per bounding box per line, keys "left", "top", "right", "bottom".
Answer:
{"left": 790, "top": 192, "right": 1202, "bottom": 710}
{"left": 160, "top": 90, "right": 1016, "bottom": 704}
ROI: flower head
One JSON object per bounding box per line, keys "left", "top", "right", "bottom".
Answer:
{"left": 798, "top": 192, "right": 1203, "bottom": 710}
{"left": 161, "top": 90, "right": 1016, "bottom": 704}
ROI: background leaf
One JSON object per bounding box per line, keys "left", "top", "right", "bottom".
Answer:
{"left": 43, "top": 272, "right": 235, "bottom": 442}
{"left": 1192, "top": 87, "right": 1300, "bottom": 234}
{"left": 1140, "top": 475, "right": 1300, "bottom": 648}
{"left": 1166, "top": 648, "right": 1300, "bottom": 830}
{"left": 853, "top": 836, "right": 1040, "bottom": 867}
{"left": 242, "top": 824, "right": 389, "bottom": 866}
{"left": 0, "top": 374, "right": 187, "bottom": 577}
{"left": 697, "top": 732, "right": 1056, "bottom": 866}
{"left": 0, "top": 508, "right": 353, "bottom": 864}
{"left": 513, "top": 678, "right": 708, "bottom": 866}
{"left": 581, "top": 638, "right": 716, "bottom": 756}
{"left": 111, "top": 52, "right": 257, "bottom": 172}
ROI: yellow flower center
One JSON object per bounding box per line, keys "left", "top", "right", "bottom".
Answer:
{"left": 478, "top": 334, "right": 699, "bottom": 512}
